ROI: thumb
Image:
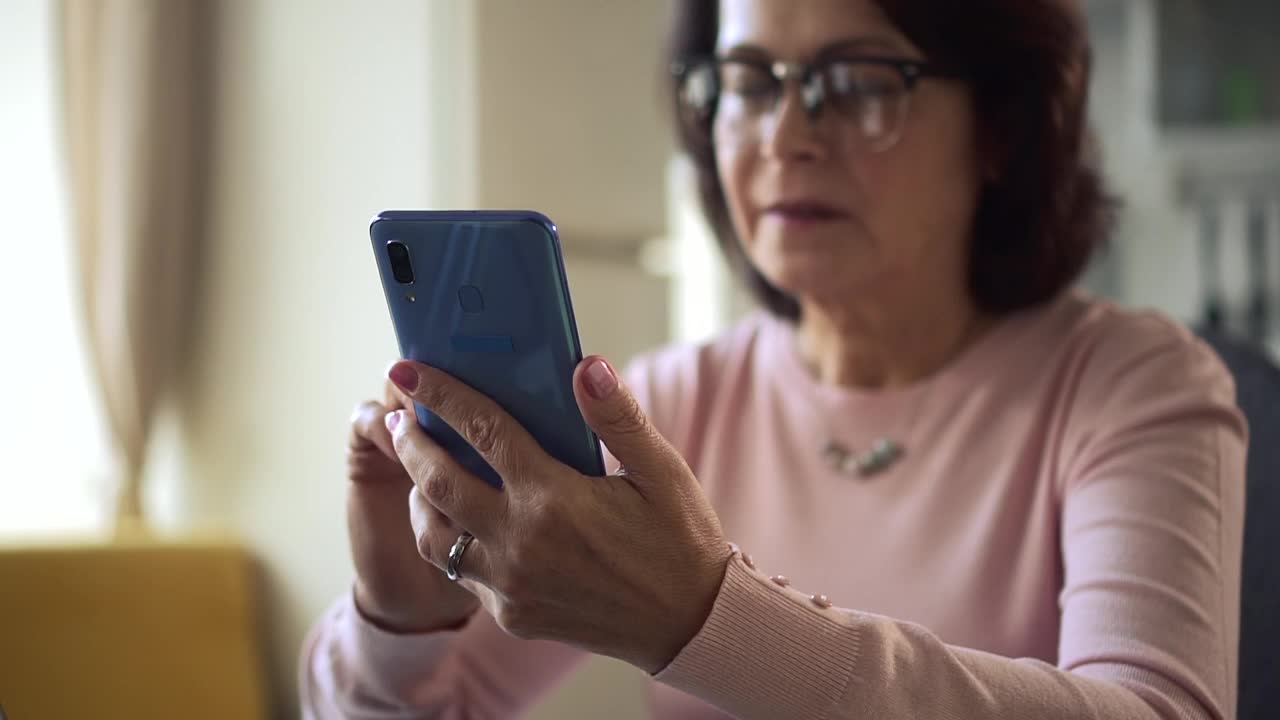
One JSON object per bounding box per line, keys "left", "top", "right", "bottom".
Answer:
{"left": 572, "top": 356, "right": 676, "bottom": 480}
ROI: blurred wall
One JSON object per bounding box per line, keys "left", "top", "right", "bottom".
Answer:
{"left": 471, "top": 0, "right": 672, "bottom": 360}
{"left": 164, "top": 0, "right": 669, "bottom": 716}
{"left": 1084, "top": 0, "right": 1280, "bottom": 351}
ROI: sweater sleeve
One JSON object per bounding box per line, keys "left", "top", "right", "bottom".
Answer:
{"left": 299, "top": 589, "right": 589, "bottom": 720}
{"left": 655, "top": 323, "right": 1245, "bottom": 720}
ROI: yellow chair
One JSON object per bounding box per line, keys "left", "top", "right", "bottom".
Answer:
{"left": 0, "top": 536, "right": 267, "bottom": 720}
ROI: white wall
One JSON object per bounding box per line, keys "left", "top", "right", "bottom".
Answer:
{"left": 168, "top": 1, "right": 669, "bottom": 715}
{"left": 471, "top": 0, "right": 671, "bottom": 243}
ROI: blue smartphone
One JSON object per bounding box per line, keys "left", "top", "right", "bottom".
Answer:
{"left": 369, "top": 210, "right": 605, "bottom": 488}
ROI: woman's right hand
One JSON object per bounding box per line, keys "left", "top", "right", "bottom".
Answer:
{"left": 346, "top": 378, "right": 480, "bottom": 632}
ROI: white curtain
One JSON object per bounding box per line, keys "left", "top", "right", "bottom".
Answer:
{"left": 58, "top": 0, "right": 213, "bottom": 531}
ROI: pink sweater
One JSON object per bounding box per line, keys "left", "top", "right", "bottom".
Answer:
{"left": 301, "top": 291, "right": 1245, "bottom": 719}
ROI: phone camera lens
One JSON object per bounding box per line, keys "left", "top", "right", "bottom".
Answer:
{"left": 387, "top": 241, "right": 415, "bottom": 284}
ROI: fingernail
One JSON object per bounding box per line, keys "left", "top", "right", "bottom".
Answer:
{"left": 384, "top": 410, "right": 401, "bottom": 432}
{"left": 584, "top": 358, "right": 617, "bottom": 400}
{"left": 388, "top": 363, "right": 418, "bottom": 392}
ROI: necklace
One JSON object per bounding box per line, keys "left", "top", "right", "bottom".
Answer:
{"left": 819, "top": 382, "right": 928, "bottom": 479}
{"left": 822, "top": 437, "right": 904, "bottom": 478}
{"left": 795, "top": 311, "right": 990, "bottom": 480}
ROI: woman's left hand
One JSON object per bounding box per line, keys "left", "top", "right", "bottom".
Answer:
{"left": 385, "top": 356, "right": 731, "bottom": 674}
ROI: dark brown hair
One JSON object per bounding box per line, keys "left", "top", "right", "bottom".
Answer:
{"left": 668, "top": 0, "right": 1113, "bottom": 320}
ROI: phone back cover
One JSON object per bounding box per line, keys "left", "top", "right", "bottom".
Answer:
{"left": 371, "top": 210, "right": 605, "bottom": 488}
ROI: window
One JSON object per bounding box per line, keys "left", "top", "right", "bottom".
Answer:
{"left": 0, "top": 0, "right": 110, "bottom": 535}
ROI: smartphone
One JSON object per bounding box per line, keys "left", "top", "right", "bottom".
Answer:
{"left": 369, "top": 210, "right": 605, "bottom": 488}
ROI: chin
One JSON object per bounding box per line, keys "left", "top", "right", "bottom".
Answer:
{"left": 748, "top": 237, "right": 877, "bottom": 304}
{"left": 755, "top": 258, "right": 877, "bottom": 307}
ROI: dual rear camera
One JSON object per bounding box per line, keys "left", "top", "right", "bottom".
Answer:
{"left": 386, "top": 241, "right": 415, "bottom": 284}
{"left": 385, "top": 239, "right": 485, "bottom": 313}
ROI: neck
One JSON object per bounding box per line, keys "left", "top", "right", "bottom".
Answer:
{"left": 795, "top": 288, "right": 993, "bottom": 390}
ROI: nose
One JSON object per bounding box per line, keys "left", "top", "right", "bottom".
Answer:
{"left": 760, "top": 81, "right": 826, "bottom": 163}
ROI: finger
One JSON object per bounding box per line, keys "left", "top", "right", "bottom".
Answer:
{"left": 349, "top": 400, "right": 398, "bottom": 462}
{"left": 409, "top": 487, "right": 495, "bottom": 587}
{"left": 572, "top": 356, "right": 683, "bottom": 481}
{"left": 387, "top": 360, "right": 555, "bottom": 485}
{"left": 389, "top": 408, "right": 507, "bottom": 539}
{"left": 384, "top": 377, "right": 415, "bottom": 412}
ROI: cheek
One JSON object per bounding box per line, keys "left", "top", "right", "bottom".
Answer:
{"left": 852, "top": 112, "right": 983, "bottom": 257}
{"left": 897, "top": 146, "right": 981, "bottom": 243}
{"left": 908, "top": 97, "right": 984, "bottom": 221}
{"left": 713, "top": 128, "right": 755, "bottom": 238}
{"left": 830, "top": 150, "right": 913, "bottom": 251}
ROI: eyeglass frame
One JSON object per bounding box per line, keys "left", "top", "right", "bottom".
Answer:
{"left": 672, "top": 53, "right": 958, "bottom": 151}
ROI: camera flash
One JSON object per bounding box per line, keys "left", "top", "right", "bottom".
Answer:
{"left": 404, "top": 293, "right": 416, "bottom": 303}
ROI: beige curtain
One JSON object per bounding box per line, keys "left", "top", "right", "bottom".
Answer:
{"left": 58, "top": 0, "right": 214, "bottom": 532}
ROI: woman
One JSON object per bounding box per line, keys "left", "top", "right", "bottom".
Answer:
{"left": 301, "top": 0, "right": 1245, "bottom": 717}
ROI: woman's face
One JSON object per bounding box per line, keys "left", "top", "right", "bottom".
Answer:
{"left": 714, "top": 0, "right": 984, "bottom": 311}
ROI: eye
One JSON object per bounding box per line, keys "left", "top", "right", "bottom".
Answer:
{"left": 719, "top": 62, "right": 776, "bottom": 100}
{"left": 826, "top": 61, "right": 906, "bottom": 102}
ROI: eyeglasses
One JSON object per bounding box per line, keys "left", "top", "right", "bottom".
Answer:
{"left": 673, "top": 55, "right": 952, "bottom": 153}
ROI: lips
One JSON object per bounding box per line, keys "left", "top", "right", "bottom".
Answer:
{"left": 763, "top": 201, "right": 848, "bottom": 221}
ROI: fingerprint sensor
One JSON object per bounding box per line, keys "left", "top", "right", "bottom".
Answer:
{"left": 458, "top": 285, "right": 484, "bottom": 313}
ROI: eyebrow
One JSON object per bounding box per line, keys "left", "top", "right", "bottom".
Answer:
{"left": 719, "top": 36, "right": 911, "bottom": 61}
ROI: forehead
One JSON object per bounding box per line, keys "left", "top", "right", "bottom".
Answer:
{"left": 716, "top": 0, "right": 917, "bottom": 57}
